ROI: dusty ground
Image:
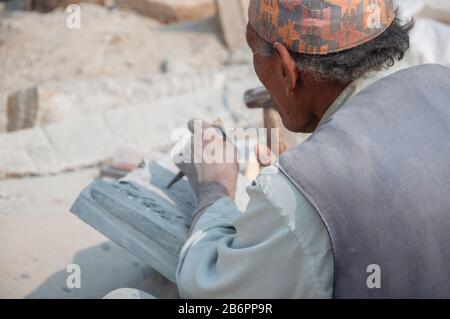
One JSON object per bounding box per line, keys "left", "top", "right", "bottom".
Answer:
{"left": 0, "top": 167, "right": 178, "bottom": 298}
{"left": 0, "top": 3, "right": 229, "bottom": 131}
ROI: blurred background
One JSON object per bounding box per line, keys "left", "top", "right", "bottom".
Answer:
{"left": 0, "top": 0, "right": 449, "bottom": 299}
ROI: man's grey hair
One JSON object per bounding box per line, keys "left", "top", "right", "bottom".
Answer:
{"left": 253, "top": 11, "right": 414, "bottom": 83}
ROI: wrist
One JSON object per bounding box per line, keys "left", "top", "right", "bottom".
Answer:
{"left": 189, "top": 182, "right": 230, "bottom": 233}
{"left": 196, "top": 182, "right": 230, "bottom": 212}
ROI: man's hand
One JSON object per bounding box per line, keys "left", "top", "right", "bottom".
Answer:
{"left": 176, "top": 119, "right": 239, "bottom": 200}
{"left": 255, "top": 140, "right": 289, "bottom": 167}
{"left": 256, "top": 143, "right": 278, "bottom": 167}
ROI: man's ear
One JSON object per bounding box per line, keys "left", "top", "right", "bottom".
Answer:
{"left": 273, "top": 42, "right": 299, "bottom": 96}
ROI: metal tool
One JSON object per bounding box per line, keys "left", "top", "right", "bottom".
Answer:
{"left": 166, "top": 127, "right": 227, "bottom": 189}
{"left": 166, "top": 171, "right": 185, "bottom": 189}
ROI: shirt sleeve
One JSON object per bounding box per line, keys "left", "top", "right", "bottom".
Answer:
{"left": 175, "top": 165, "right": 334, "bottom": 299}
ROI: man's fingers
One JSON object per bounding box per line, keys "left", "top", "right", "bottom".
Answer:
{"left": 256, "top": 143, "right": 277, "bottom": 167}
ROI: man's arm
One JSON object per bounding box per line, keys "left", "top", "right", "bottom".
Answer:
{"left": 176, "top": 165, "right": 334, "bottom": 299}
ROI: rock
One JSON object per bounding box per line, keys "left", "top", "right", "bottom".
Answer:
{"left": 3, "top": 71, "right": 225, "bottom": 131}
{"left": 0, "top": 67, "right": 262, "bottom": 178}
{"left": 0, "top": 87, "right": 233, "bottom": 178}
{"left": 0, "top": 127, "right": 63, "bottom": 178}
{"left": 115, "top": 0, "right": 216, "bottom": 23}
{"left": 70, "top": 157, "right": 251, "bottom": 282}
{"left": 6, "top": 68, "right": 257, "bottom": 130}
{"left": 6, "top": 87, "right": 39, "bottom": 132}
{"left": 43, "top": 115, "right": 116, "bottom": 169}
{"left": 71, "top": 159, "right": 196, "bottom": 282}
{"left": 216, "top": 0, "right": 247, "bottom": 50}
{"left": 33, "top": 0, "right": 105, "bottom": 12}
{"left": 0, "top": 136, "right": 38, "bottom": 178}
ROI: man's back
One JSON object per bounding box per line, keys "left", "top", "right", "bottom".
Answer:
{"left": 280, "top": 64, "right": 450, "bottom": 298}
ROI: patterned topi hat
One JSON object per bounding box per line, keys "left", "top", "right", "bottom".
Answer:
{"left": 248, "top": 0, "right": 396, "bottom": 55}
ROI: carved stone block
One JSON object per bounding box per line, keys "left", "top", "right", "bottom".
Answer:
{"left": 71, "top": 158, "right": 250, "bottom": 282}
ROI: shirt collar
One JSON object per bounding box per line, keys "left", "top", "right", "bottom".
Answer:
{"left": 316, "top": 61, "right": 410, "bottom": 129}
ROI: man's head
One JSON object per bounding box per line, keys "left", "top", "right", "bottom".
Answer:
{"left": 246, "top": 0, "right": 413, "bottom": 133}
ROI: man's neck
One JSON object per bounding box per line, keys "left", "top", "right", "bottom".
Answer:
{"left": 313, "top": 82, "right": 350, "bottom": 122}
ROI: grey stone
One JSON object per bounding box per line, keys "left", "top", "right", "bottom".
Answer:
{"left": 0, "top": 67, "right": 263, "bottom": 178}
{"left": 33, "top": 0, "right": 104, "bottom": 13}
{"left": 6, "top": 87, "right": 39, "bottom": 132}
{"left": 71, "top": 157, "right": 250, "bottom": 282}
{"left": 17, "top": 128, "right": 65, "bottom": 175}
{"left": 71, "top": 159, "right": 195, "bottom": 282}
{"left": 43, "top": 115, "right": 115, "bottom": 169}
{"left": 216, "top": 0, "right": 247, "bottom": 50}
{"left": 33, "top": 71, "right": 227, "bottom": 127}
{"left": 6, "top": 67, "right": 256, "bottom": 131}
{"left": 0, "top": 142, "right": 37, "bottom": 178}
{"left": 0, "top": 127, "right": 64, "bottom": 178}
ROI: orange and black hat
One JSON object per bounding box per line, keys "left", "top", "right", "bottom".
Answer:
{"left": 248, "top": 0, "right": 396, "bottom": 55}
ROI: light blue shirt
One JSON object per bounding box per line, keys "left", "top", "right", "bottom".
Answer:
{"left": 176, "top": 62, "right": 409, "bottom": 299}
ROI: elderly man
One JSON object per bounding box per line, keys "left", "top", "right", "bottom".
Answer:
{"left": 108, "top": 0, "right": 450, "bottom": 299}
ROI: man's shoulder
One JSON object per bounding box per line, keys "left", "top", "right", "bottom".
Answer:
{"left": 252, "top": 164, "right": 334, "bottom": 297}
{"left": 361, "top": 63, "right": 450, "bottom": 96}
{"left": 254, "top": 164, "right": 328, "bottom": 236}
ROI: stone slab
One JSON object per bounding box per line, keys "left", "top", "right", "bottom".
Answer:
{"left": 0, "top": 144, "right": 37, "bottom": 178}
{"left": 43, "top": 115, "right": 115, "bottom": 169}
{"left": 6, "top": 68, "right": 255, "bottom": 131}
{"left": 70, "top": 157, "right": 250, "bottom": 282}
{"left": 0, "top": 127, "right": 64, "bottom": 178}
{"left": 71, "top": 158, "right": 194, "bottom": 282}
{"left": 0, "top": 67, "right": 262, "bottom": 178}
{"left": 216, "top": 0, "right": 247, "bottom": 50}
{"left": 32, "top": 71, "right": 227, "bottom": 127}
{"left": 115, "top": 0, "right": 216, "bottom": 23}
